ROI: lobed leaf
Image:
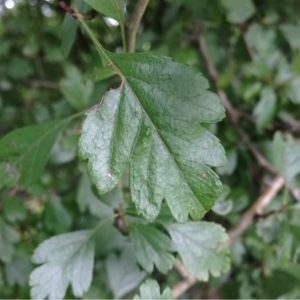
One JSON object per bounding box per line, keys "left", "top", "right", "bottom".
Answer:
{"left": 166, "top": 222, "right": 230, "bottom": 281}
{"left": 30, "top": 230, "right": 95, "bottom": 299}
{"left": 79, "top": 53, "right": 226, "bottom": 222}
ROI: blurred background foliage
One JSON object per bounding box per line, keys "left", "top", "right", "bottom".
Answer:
{"left": 1, "top": 0, "right": 300, "bottom": 298}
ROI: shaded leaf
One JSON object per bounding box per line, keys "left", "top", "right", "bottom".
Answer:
{"left": 30, "top": 230, "right": 95, "bottom": 299}
{"left": 3, "top": 196, "right": 27, "bottom": 223}
{"left": 105, "top": 250, "right": 146, "bottom": 298}
{"left": 130, "top": 224, "right": 175, "bottom": 273}
{"left": 133, "top": 279, "right": 173, "bottom": 300}
{"left": 221, "top": 0, "right": 255, "bottom": 24}
{"left": 0, "top": 119, "right": 67, "bottom": 187}
{"left": 79, "top": 53, "right": 226, "bottom": 222}
{"left": 61, "top": 13, "right": 78, "bottom": 57}
{"left": 166, "top": 222, "right": 230, "bottom": 281}
{"left": 0, "top": 217, "right": 19, "bottom": 263}
{"left": 83, "top": 0, "right": 124, "bottom": 24}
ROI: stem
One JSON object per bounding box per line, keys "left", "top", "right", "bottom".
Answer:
{"left": 126, "top": 0, "right": 150, "bottom": 52}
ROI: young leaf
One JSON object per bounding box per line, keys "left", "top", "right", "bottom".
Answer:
{"left": 166, "top": 222, "right": 230, "bottom": 281}
{"left": 133, "top": 279, "right": 173, "bottom": 300}
{"left": 0, "top": 119, "right": 68, "bottom": 187}
{"left": 79, "top": 53, "right": 226, "bottom": 222}
{"left": 105, "top": 250, "right": 146, "bottom": 299}
{"left": 30, "top": 230, "right": 95, "bottom": 300}
{"left": 83, "top": 0, "right": 124, "bottom": 24}
{"left": 130, "top": 224, "right": 175, "bottom": 273}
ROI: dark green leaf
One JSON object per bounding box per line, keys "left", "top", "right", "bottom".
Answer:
{"left": 30, "top": 230, "right": 95, "bottom": 299}
{"left": 0, "top": 217, "right": 19, "bottom": 263}
{"left": 130, "top": 224, "right": 175, "bottom": 273}
{"left": 61, "top": 13, "right": 78, "bottom": 58}
{"left": 133, "top": 279, "right": 173, "bottom": 300}
{"left": 79, "top": 53, "right": 226, "bottom": 222}
{"left": 44, "top": 196, "right": 72, "bottom": 234}
{"left": 0, "top": 119, "right": 67, "bottom": 187}
{"left": 3, "top": 196, "right": 27, "bottom": 223}
{"left": 83, "top": 0, "right": 124, "bottom": 24}
{"left": 105, "top": 250, "right": 146, "bottom": 298}
{"left": 166, "top": 222, "right": 230, "bottom": 281}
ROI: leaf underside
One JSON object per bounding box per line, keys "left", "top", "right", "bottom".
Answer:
{"left": 79, "top": 53, "right": 226, "bottom": 222}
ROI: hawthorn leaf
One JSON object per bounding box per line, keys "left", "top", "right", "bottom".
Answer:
{"left": 30, "top": 230, "right": 95, "bottom": 300}
{"left": 130, "top": 224, "right": 175, "bottom": 273}
{"left": 0, "top": 119, "right": 67, "bottom": 187}
{"left": 79, "top": 53, "right": 226, "bottom": 222}
{"left": 166, "top": 222, "right": 230, "bottom": 281}
{"left": 0, "top": 217, "right": 19, "bottom": 263}
{"left": 105, "top": 250, "right": 146, "bottom": 298}
{"left": 83, "top": 0, "right": 124, "bottom": 25}
{"left": 133, "top": 279, "right": 173, "bottom": 300}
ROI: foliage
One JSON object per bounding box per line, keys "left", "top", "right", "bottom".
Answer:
{"left": 0, "top": 0, "right": 300, "bottom": 299}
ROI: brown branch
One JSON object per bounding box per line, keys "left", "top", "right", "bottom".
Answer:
{"left": 126, "top": 0, "right": 150, "bottom": 52}
{"left": 23, "top": 79, "right": 59, "bottom": 90}
{"left": 198, "top": 31, "right": 277, "bottom": 174}
{"left": 228, "top": 176, "right": 284, "bottom": 241}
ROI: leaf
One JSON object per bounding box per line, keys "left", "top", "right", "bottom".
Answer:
{"left": 221, "top": 0, "right": 255, "bottom": 24}
{"left": 44, "top": 195, "right": 72, "bottom": 234}
{"left": 0, "top": 119, "right": 67, "bottom": 187}
{"left": 61, "top": 13, "right": 78, "bottom": 57}
{"left": 130, "top": 224, "right": 175, "bottom": 273}
{"left": 60, "top": 65, "right": 94, "bottom": 111}
{"left": 79, "top": 53, "right": 226, "bottom": 222}
{"left": 83, "top": 0, "right": 124, "bottom": 24}
{"left": 5, "top": 257, "right": 31, "bottom": 287}
{"left": 3, "top": 196, "right": 27, "bottom": 222}
{"left": 166, "top": 222, "right": 230, "bottom": 281}
{"left": 253, "top": 87, "right": 276, "bottom": 129}
{"left": 0, "top": 217, "right": 19, "bottom": 263}
{"left": 280, "top": 23, "right": 300, "bottom": 50}
{"left": 269, "top": 132, "right": 300, "bottom": 186}
{"left": 133, "top": 279, "right": 173, "bottom": 300}
{"left": 105, "top": 250, "right": 146, "bottom": 299}
{"left": 30, "top": 230, "right": 95, "bottom": 300}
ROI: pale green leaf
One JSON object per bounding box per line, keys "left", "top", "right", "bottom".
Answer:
{"left": 0, "top": 119, "right": 67, "bottom": 187}
{"left": 83, "top": 0, "right": 124, "bottom": 24}
{"left": 253, "top": 88, "right": 276, "bottom": 129}
{"left": 105, "top": 250, "right": 146, "bottom": 298}
{"left": 30, "top": 230, "right": 95, "bottom": 299}
{"left": 5, "top": 257, "right": 31, "bottom": 287}
{"left": 280, "top": 23, "right": 300, "bottom": 50}
{"left": 221, "top": 0, "right": 255, "bottom": 24}
{"left": 79, "top": 53, "right": 226, "bottom": 222}
{"left": 133, "top": 279, "right": 173, "bottom": 300}
{"left": 166, "top": 222, "right": 230, "bottom": 281}
{"left": 130, "top": 224, "right": 175, "bottom": 273}
{"left": 60, "top": 65, "right": 94, "bottom": 111}
{"left": 0, "top": 217, "right": 19, "bottom": 263}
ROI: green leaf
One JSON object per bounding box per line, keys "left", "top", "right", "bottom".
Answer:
{"left": 166, "top": 222, "right": 230, "bottom": 281}
{"left": 44, "top": 196, "right": 72, "bottom": 234}
{"left": 253, "top": 88, "right": 276, "bottom": 129}
{"left": 5, "top": 257, "right": 31, "bottom": 287}
{"left": 61, "top": 13, "right": 78, "bottom": 57}
{"left": 0, "top": 217, "right": 19, "bottom": 263}
{"left": 0, "top": 162, "right": 18, "bottom": 190}
{"left": 0, "top": 119, "right": 67, "bottom": 187}
{"left": 3, "top": 196, "right": 27, "bottom": 222}
{"left": 60, "top": 65, "right": 94, "bottom": 111}
{"left": 105, "top": 250, "right": 146, "bottom": 299}
{"left": 221, "top": 0, "right": 255, "bottom": 24}
{"left": 83, "top": 0, "right": 124, "bottom": 24}
{"left": 134, "top": 279, "right": 173, "bottom": 300}
{"left": 79, "top": 53, "right": 226, "bottom": 222}
{"left": 280, "top": 23, "right": 300, "bottom": 50}
{"left": 30, "top": 230, "right": 95, "bottom": 299}
{"left": 269, "top": 132, "right": 300, "bottom": 186}
{"left": 130, "top": 224, "right": 175, "bottom": 273}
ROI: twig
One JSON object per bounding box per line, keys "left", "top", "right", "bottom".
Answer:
{"left": 171, "top": 176, "right": 285, "bottom": 298}
{"left": 126, "top": 0, "right": 150, "bottom": 52}
{"left": 228, "top": 176, "right": 284, "bottom": 241}
{"left": 198, "top": 31, "right": 277, "bottom": 174}
{"left": 23, "top": 79, "right": 59, "bottom": 90}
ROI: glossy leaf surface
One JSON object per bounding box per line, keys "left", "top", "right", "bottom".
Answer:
{"left": 79, "top": 53, "right": 226, "bottom": 222}
{"left": 166, "top": 222, "right": 230, "bottom": 281}
{"left": 30, "top": 230, "right": 95, "bottom": 299}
